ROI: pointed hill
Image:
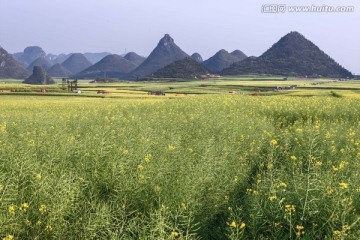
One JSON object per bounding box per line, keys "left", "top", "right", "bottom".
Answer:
{"left": 131, "top": 34, "right": 189, "bottom": 78}
{"left": 203, "top": 49, "right": 245, "bottom": 73}
{"left": 222, "top": 31, "right": 353, "bottom": 78}
{"left": 75, "top": 54, "right": 137, "bottom": 79}
{"left": 24, "top": 66, "right": 54, "bottom": 84}
{"left": 27, "top": 56, "right": 53, "bottom": 71}
{"left": 124, "top": 52, "right": 146, "bottom": 66}
{"left": 48, "top": 63, "right": 72, "bottom": 77}
{"left": 0, "top": 46, "right": 30, "bottom": 79}
{"left": 62, "top": 53, "right": 92, "bottom": 74}
{"left": 191, "top": 53, "right": 203, "bottom": 62}
{"left": 231, "top": 50, "right": 247, "bottom": 60}
{"left": 152, "top": 57, "right": 210, "bottom": 79}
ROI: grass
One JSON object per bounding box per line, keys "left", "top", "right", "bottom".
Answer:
{"left": 0, "top": 78, "right": 360, "bottom": 239}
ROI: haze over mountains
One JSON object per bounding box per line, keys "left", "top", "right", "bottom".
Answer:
{"left": 1, "top": 31, "right": 354, "bottom": 80}
{"left": 13, "top": 46, "right": 47, "bottom": 68}
{"left": 27, "top": 56, "right": 53, "bottom": 72}
{"left": 76, "top": 54, "right": 137, "bottom": 79}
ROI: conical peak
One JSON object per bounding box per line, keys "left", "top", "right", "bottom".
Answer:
{"left": 279, "top": 31, "right": 307, "bottom": 43}
{"left": 124, "top": 52, "right": 138, "bottom": 58}
{"left": 231, "top": 50, "right": 245, "bottom": 55}
{"left": 286, "top": 31, "right": 302, "bottom": 37}
{"left": 191, "top": 52, "right": 203, "bottom": 62}
{"left": 216, "top": 49, "right": 230, "bottom": 56}
{"left": 159, "top": 34, "right": 175, "bottom": 46}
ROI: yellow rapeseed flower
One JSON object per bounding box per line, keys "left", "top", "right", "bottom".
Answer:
{"left": 315, "top": 161, "right": 323, "bottom": 167}
{"left": 229, "top": 221, "right": 237, "bottom": 228}
{"left": 342, "top": 224, "right": 351, "bottom": 231}
{"left": 35, "top": 173, "right": 42, "bottom": 181}
{"left": 269, "top": 195, "right": 277, "bottom": 202}
{"left": 168, "top": 144, "right": 175, "bottom": 151}
{"left": 270, "top": 139, "right": 278, "bottom": 146}
{"left": 0, "top": 123, "right": 6, "bottom": 133}
{"left": 28, "top": 139, "right": 36, "bottom": 147}
{"left": 39, "top": 204, "right": 47, "bottom": 214}
{"left": 20, "top": 202, "right": 29, "bottom": 212}
{"left": 144, "top": 153, "right": 152, "bottom": 163}
{"left": 290, "top": 155, "right": 297, "bottom": 161}
{"left": 326, "top": 187, "right": 334, "bottom": 195}
{"left": 233, "top": 176, "right": 238, "bottom": 182}
{"left": 296, "top": 225, "right": 304, "bottom": 231}
{"left": 339, "top": 182, "right": 349, "bottom": 189}
{"left": 2, "top": 235, "right": 14, "bottom": 240}
{"left": 171, "top": 231, "right": 180, "bottom": 238}
{"left": 8, "top": 205, "right": 16, "bottom": 215}
{"left": 181, "top": 203, "right": 187, "bottom": 210}
{"left": 278, "top": 182, "right": 287, "bottom": 188}
{"left": 285, "top": 204, "right": 296, "bottom": 214}
{"left": 339, "top": 161, "right": 346, "bottom": 169}
{"left": 45, "top": 225, "right": 53, "bottom": 232}
{"left": 239, "top": 222, "right": 246, "bottom": 229}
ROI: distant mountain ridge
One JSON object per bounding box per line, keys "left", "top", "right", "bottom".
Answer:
{"left": 203, "top": 49, "right": 247, "bottom": 73}
{"left": 222, "top": 31, "right": 353, "bottom": 78}
{"left": 3, "top": 31, "right": 355, "bottom": 80}
{"left": 13, "top": 46, "right": 47, "bottom": 67}
{"left": 75, "top": 54, "right": 137, "bottom": 78}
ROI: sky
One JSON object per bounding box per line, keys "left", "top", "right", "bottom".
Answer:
{"left": 0, "top": 0, "right": 359, "bottom": 74}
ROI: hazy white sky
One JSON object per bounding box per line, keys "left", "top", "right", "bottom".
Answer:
{"left": 0, "top": 0, "right": 359, "bottom": 73}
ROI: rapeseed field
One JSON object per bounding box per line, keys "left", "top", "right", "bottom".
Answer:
{"left": 0, "top": 95, "right": 359, "bottom": 239}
